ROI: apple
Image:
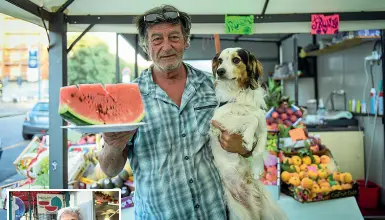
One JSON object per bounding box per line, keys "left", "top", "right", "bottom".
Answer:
{"left": 281, "top": 113, "right": 288, "bottom": 120}
{"left": 290, "top": 115, "right": 297, "bottom": 123}
{"left": 295, "top": 110, "right": 303, "bottom": 117}
{"left": 286, "top": 108, "right": 294, "bottom": 115}
{"left": 271, "top": 112, "right": 279, "bottom": 119}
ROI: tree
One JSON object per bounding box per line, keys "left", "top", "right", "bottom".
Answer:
{"left": 67, "top": 34, "right": 145, "bottom": 85}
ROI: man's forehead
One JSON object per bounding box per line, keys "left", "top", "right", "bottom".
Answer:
{"left": 148, "top": 23, "right": 182, "bottom": 35}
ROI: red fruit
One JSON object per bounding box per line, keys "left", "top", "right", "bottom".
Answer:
{"left": 290, "top": 115, "right": 297, "bottom": 123}
{"left": 266, "top": 118, "right": 273, "bottom": 125}
{"left": 67, "top": 141, "right": 72, "bottom": 147}
{"left": 276, "top": 108, "right": 284, "bottom": 113}
{"left": 276, "top": 119, "right": 284, "bottom": 124}
{"left": 284, "top": 120, "right": 293, "bottom": 127}
{"left": 281, "top": 113, "right": 288, "bottom": 120}
{"left": 295, "top": 110, "right": 303, "bottom": 117}
{"left": 271, "top": 112, "right": 279, "bottom": 119}
{"left": 286, "top": 108, "right": 294, "bottom": 115}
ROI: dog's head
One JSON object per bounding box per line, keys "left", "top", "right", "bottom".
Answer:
{"left": 212, "top": 47, "right": 263, "bottom": 90}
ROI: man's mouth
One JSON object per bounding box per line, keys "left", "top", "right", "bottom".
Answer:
{"left": 160, "top": 54, "right": 176, "bottom": 59}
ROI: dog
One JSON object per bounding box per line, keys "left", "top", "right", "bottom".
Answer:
{"left": 209, "top": 48, "right": 288, "bottom": 220}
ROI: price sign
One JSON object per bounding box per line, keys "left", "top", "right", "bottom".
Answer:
{"left": 311, "top": 14, "right": 340, "bottom": 35}
{"left": 225, "top": 15, "right": 254, "bottom": 35}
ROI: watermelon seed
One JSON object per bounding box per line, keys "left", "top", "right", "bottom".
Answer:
{"left": 79, "top": 97, "right": 83, "bottom": 102}
{"left": 71, "top": 93, "right": 75, "bottom": 98}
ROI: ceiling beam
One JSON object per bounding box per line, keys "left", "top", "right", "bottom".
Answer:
{"left": 57, "top": 0, "right": 76, "bottom": 13}
{"left": 5, "top": 0, "right": 52, "bottom": 21}
{"left": 67, "top": 11, "right": 385, "bottom": 24}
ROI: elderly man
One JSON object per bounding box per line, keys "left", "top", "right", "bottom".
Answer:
{"left": 57, "top": 207, "right": 83, "bottom": 220}
{"left": 99, "top": 5, "right": 252, "bottom": 220}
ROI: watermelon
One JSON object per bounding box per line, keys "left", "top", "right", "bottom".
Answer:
{"left": 59, "top": 83, "right": 145, "bottom": 125}
{"left": 44, "top": 205, "right": 58, "bottom": 212}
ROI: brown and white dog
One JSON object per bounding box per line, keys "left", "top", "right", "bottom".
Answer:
{"left": 209, "top": 48, "right": 287, "bottom": 220}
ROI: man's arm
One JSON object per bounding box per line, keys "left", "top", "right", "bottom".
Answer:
{"left": 98, "top": 131, "right": 136, "bottom": 177}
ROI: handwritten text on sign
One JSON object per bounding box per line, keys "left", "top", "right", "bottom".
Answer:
{"left": 311, "top": 14, "right": 339, "bottom": 35}
{"left": 225, "top": 15, "right": 254, "bottom": 35}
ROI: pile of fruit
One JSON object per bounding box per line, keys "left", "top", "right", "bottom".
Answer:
{"left": 266, "top": 106, "right": 303, "bottom": 131}
{"left": 266, "top": 132, "right": 279, "bottom": 154}
{"left": 280, "top": 152, "right": 355, "bottom": 202}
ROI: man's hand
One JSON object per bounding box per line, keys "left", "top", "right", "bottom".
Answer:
{"left": 211, "top": 120, "right": 250, "bottom": 156}
{"left": 102, "top": 130, "right": 137, "bottom": 151}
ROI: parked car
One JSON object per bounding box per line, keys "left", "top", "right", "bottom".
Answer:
{"left": 22, "top": 101, "right": 49, "bottom": 140}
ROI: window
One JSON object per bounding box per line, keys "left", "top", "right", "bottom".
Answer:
{"left": 33, "top": 102, "right": 49, "bottom": 112}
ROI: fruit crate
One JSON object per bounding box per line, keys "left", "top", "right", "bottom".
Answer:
{"left": 266, "top": 105, "right": 303, "bottom": 131}
{"left": 280, "top": 149, "right": 358, "bottom": 203}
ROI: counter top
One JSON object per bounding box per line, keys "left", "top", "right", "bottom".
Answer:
{"left": 307, "top": 126, "right": 363, "bottom": 132}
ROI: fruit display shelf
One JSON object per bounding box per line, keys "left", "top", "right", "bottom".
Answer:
{"left": 266, "top": 105, "right": 303, "bottom": 131}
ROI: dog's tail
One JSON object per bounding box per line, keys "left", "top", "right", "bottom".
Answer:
{"left": 254, "top": 180, "right": 288, "bottom": 220}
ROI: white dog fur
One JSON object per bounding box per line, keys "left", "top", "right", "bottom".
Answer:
{"left": 209, "top": 48, "right": 288, "bottom": 220}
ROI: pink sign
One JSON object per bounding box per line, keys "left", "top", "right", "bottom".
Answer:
{"left": 311, "top": 14, "right": 340, "bottom": 35}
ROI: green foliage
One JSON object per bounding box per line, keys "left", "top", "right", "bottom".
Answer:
{"left": 67, "top": 34, "right": 146, "bottom": 85}
{"left": 264, "top": 78, "right": 282, "bottom": 109}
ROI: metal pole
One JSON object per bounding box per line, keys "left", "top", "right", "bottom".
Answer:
{"left": 48, "top": 12, "right": 68, "bottom": 189}
{"left": 115, "top": 33, "right": 120, "bottom": 83}
{"left": 37, "top": 45, "right": 41, "bottom": 100}
{"left": 28, "top": 192, "right": 31, "bottom": 220}
{"left": 293, "top": 34, "right": 299, "bottom": 106}
{"left": 381, "top": 30, "right": 385, "bottom": 159}
{"left": 312, "top": 35, "right": 319, "bottom": 107}
{"left": 135, "top": 34, "right": 138, "bottom": 79}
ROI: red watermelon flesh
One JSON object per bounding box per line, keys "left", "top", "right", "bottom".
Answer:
{"left": 44, "top": 205, "right": 58, "bottom": 212}
{"left": 38, "top": 201, "right": 50, "bottom": 206}
{"left": 59, "top": 83, "right": 145, "bottom": 125}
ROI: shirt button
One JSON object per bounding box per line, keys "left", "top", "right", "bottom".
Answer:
{"left": 182, "top": 133, "right": 186, "bottom": 137}
{"left": 189, "top": 179, "right": 193, "bottom": 183}
{"left": 195, "top": 204, "right": 199, "bottom": 209}
{"left": 185, "top": 156, "right": 189, "bottom": 160}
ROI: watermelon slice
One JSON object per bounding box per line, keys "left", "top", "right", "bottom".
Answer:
{"left": 59, "top": 83, "right": 145, "bottom": 125}
{"left": 38, "top": 201, "right": 49, "bottom": 206}
{"left": 44, "top": 205, "right": 58, "bottom": 212}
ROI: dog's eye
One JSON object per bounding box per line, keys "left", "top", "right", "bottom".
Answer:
{"left": 232, "top": 57, "right": 240, "bottom": 64}
{"left": 218, "top": 58, "right": 223, "bottom": 64}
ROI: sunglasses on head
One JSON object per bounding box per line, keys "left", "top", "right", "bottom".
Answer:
{"left": 144, "top": 11, "right": 180, "bottom": 23}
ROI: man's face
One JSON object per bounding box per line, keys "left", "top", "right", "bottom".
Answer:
{"left": 60, "top": 213, "right": 78, "bottom": 220}
{"left": 146, "top": 23, "right": 187, "bottom": 72}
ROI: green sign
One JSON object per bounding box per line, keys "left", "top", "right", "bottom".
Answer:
{"left": 225, "top": 15, "right": 254, "bottom": 35}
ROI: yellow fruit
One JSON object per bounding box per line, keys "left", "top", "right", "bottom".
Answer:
{"left": 283, "top": 157, "right": 293, "bottom": 165}
{"left": 300, "top": 164, "right": 308, "bottom": 172}
{"left": 319, "top": 164, "right": 327, "bottom": 169}
{"left": 291, "top": 156, "right": 302, "bottom": 166}
{"left": 321, "top": 186, "right": 331, "bottom": 193}
{"left": 313, "top": 155, "right": 321, "bottom": 164}
{"left": 333, "top": 172, "right": 341, "bottom": 181}
{"left": 302, "top": 156, "right": 312, "bottom": 165}
{"left": 312, "top": 183, "right": 321, "bottom": 193}
{"left": 339, "top": 172, "right": 353, "bottom": 184}
{"left": 281, "top": 171, "right": 291, "bottom": 183}
{"left": 289, "top": 176, "right": 301, "bottom": 187}
{"left": 299, "top": 171, "right": 307, "bottom": 180}
{"left": 291, "top": 172, "right": 299, "bottom": 179}
{"left": 317, "top": 169, "right": 328, "bottom": 179}
{"left": 301, "top": 177, "right": 313, "bottom": 189}
{"left": 308, "top": 171, "right": 318, "bottom": 180}
{"left": 320, "top": 155, "right": 330, "bottom": 164}
{"left": 294, "top": 165, "right": 300, "bottom": 173}
{"left": 341, "top": 183, "right": 353, "bottom": 190}
{"left": 317, "top": 178, "right": 327, "bottom": 185}
{"left": 320, "top": 182, "right": 330, "bottom": 188}
{"left": 332, "top": 185, "right": 343, "bottom": 191}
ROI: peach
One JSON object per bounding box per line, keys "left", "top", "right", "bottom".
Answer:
{"left": 300, "top": 164, "right": 308, "bottom": 172}
{"left": 320, "top": 186, "right": 331, "bottom": 193}
{"left": 272, "top": 112, "right": 279, "bottom": 119}
{"left": 317, "top": 169, "right": 328, "bottom": 179}
{"left": 283, "top": 157, "right": 292, "bottom": 165}
{"left": 333, "top": 172, "right": 341, "bottom": 181}
{"left": 341, "top": 183, "right": 353, "bottom": 190}
{"left": 332, "top": 185, "right": 343, "bottom": 191}
{"left": 308, "top": 171, "right": 318, "bottom": 180}
{"left": 320, "top": 155, "right": 330, "bottom": 164}
{"left": 339, "top": 172, "right": 353, "bottom": 184}
{"left": 301, "top": 177, "right": 313, "bottom": 189}
{"left": 302, "top": 156, "right": 312, "bottom": 165}
{"left": 299, "top": 171, "right": 307, "bottom": 180}
{"left": 317, "top": 178, "right": 327, "bottom": 185}
{"left": 312, "top": 183, "right": 321, "bottom": 193}
{"left": 312, "top": 155, "right": 321, "bottom": 164}
{"left": 291, "top": 156, "right": 302, "bottom": 166}
{"left": 320, "top": 182, "right": 330, "bottom": 188}
{"left": 281, "top": 171, "right": 291, "bottom": 183}
{"left": 289, "top": 176, "right": 301, "bottom": 187}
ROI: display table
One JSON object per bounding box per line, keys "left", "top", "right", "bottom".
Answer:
{"left": 122, "top": 193, "right": 364, "bottom": 220}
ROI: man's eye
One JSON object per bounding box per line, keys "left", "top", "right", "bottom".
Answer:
{"left": 170, "top": 36, "right": 180, "bottom": 41}
{"left": 152, "top": 37, "right": 162, "bottom": 42}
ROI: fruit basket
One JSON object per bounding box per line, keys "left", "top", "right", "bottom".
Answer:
{"left": 279, "top": 148, "right": 358, "bottom": 203}
{"left": 266, "top": 104, "right": 303, "bottom": 131}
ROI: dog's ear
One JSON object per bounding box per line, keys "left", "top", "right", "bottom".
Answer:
{"left": 247, "top": 52, "right": 263, "bottom": 90}
{"left": 212, "top": 52, "right": 220, "bottom": 79}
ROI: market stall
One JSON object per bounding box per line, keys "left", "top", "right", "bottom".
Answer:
{"left": 1, "top": 0, "right": 384, "bottom": 219}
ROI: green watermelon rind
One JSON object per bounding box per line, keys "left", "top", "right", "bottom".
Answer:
{"left": 58, "top": 104, "right": 101, "bottom": 125}
{"left": 59, "top": 104, "right": 146, "bottom": 126}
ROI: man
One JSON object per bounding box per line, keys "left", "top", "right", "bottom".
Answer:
{"left": 99, "top": 5, "right": 252, "bottom": 220}
{"left": 57, "top": 207, "right": 83, "bottom": 220}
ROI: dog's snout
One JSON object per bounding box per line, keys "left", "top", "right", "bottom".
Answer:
{"left": 217, "top": 68, "right": 226, "bottom": 77}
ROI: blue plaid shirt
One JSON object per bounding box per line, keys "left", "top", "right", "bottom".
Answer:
{"left": 128, "top": 63, "right": 226, "bottom": 220}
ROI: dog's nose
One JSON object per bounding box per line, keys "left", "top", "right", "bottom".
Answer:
{"left": 217, "top": 68, "right": 226, "bottom": 77}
